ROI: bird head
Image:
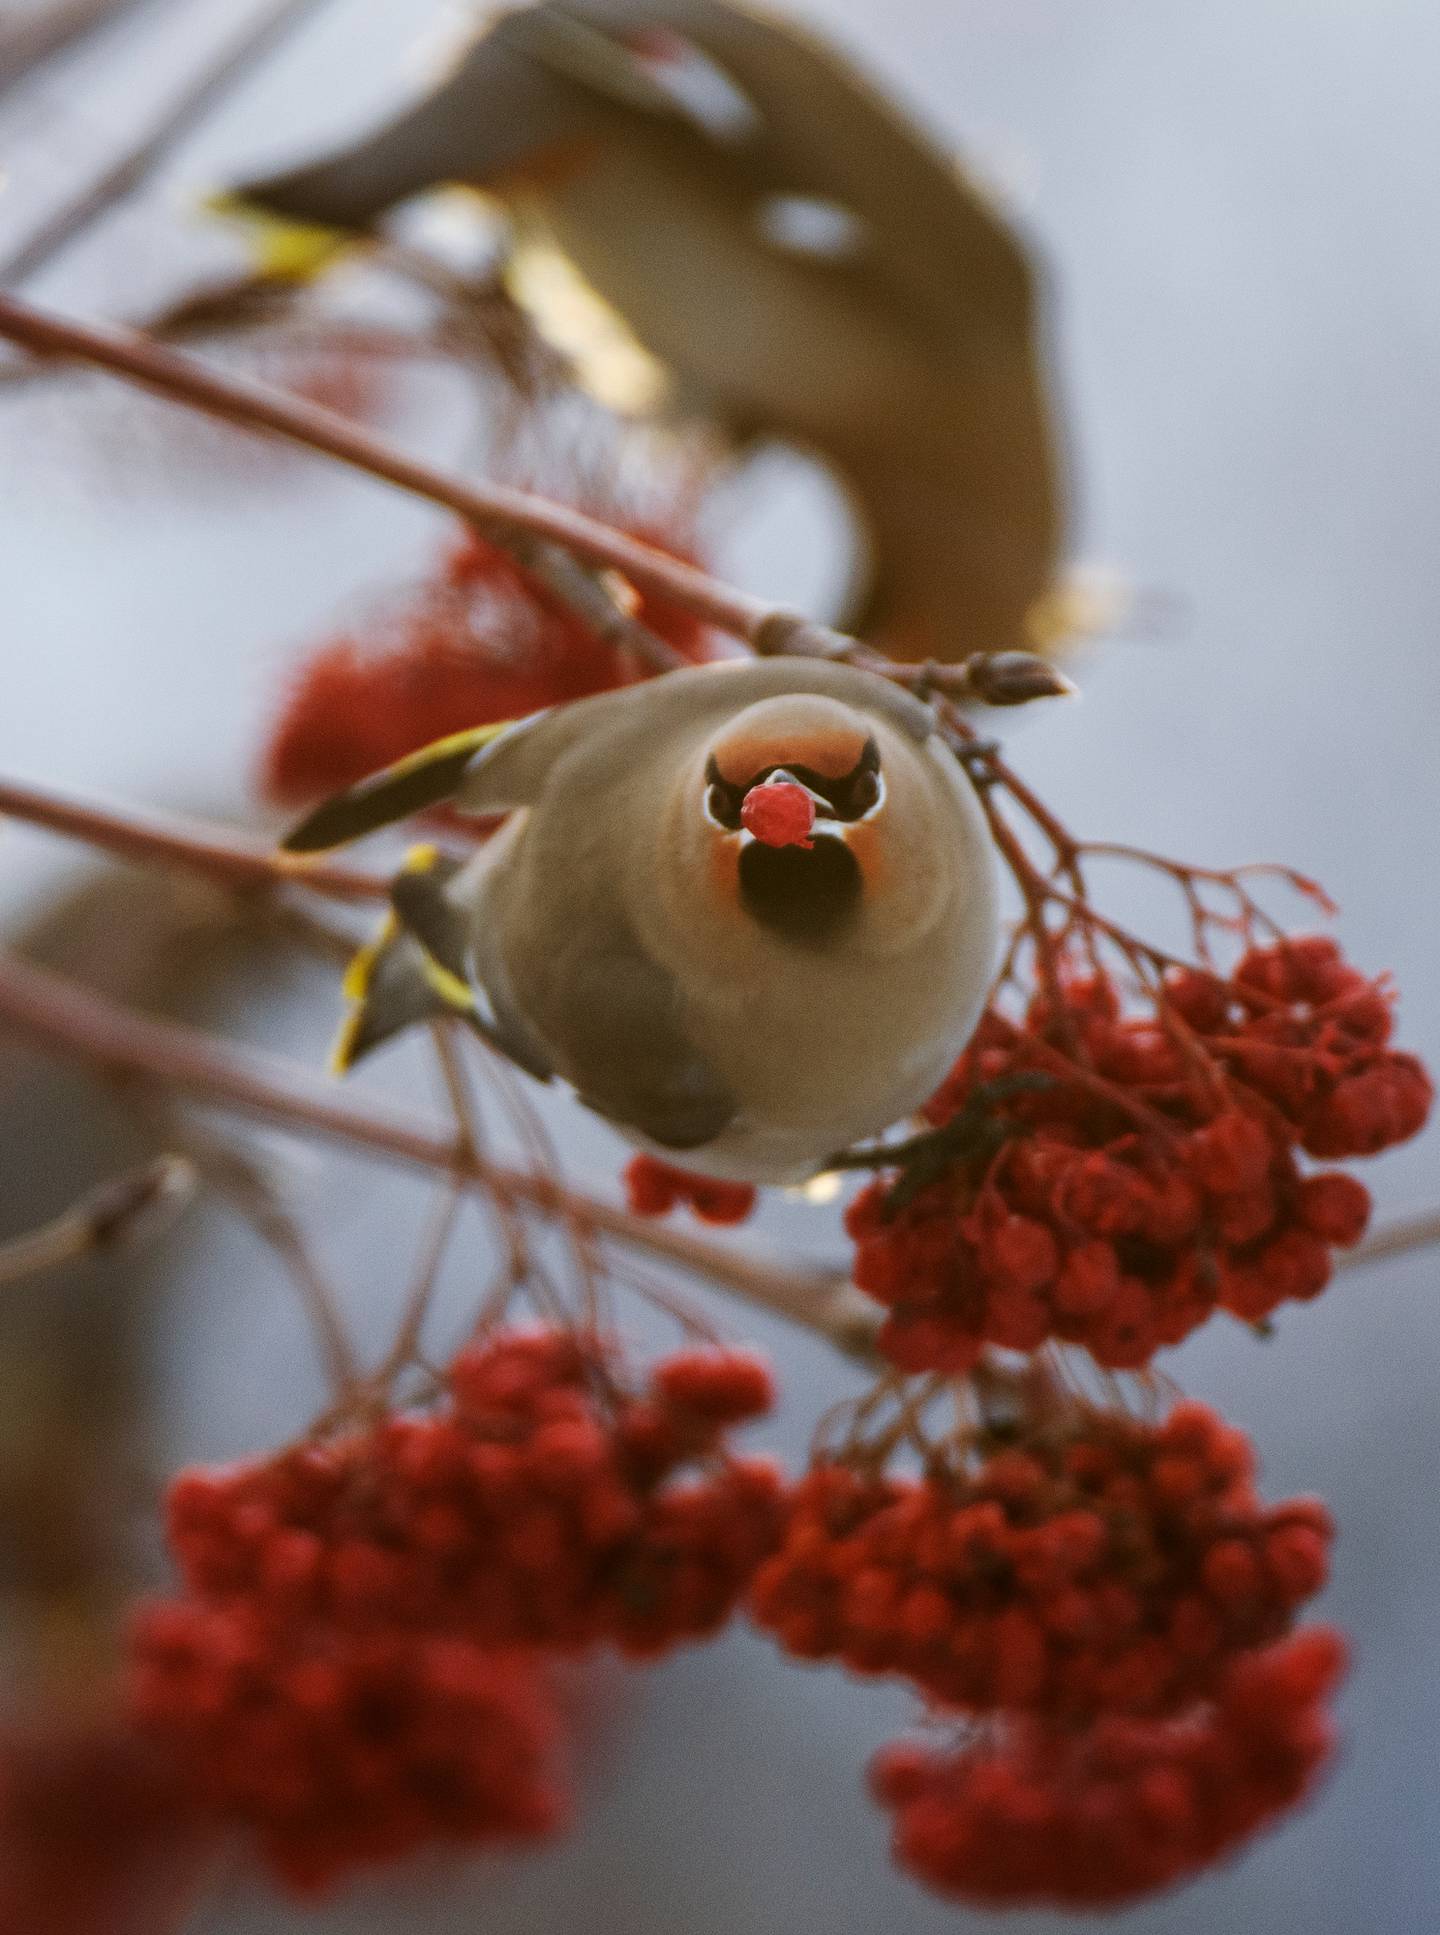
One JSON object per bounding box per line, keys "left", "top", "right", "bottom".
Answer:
{"left": 689, "top": 692, "right": 892, "bottom": 946}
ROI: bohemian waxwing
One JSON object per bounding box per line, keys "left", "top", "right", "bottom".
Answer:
{"left": 232, "top": 0, "right": 1067, "bottom": 665}
{"left": 283, "top": 658, "right": 1000, "bottom": 1184}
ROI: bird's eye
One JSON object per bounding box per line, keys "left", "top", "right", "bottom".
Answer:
{"left": 847, "top": 768, "right": 881, "bottom": 815}
{"left": 705, "top": 780, "right": 744, "bottom": 829}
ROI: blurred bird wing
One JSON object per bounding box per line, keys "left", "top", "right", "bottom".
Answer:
{"left": 555, "top": 0, "right": 1036, "bottom": 331}
{"left": 509, "top": 3, "right": 701, "bottom": 119}
{"left": 234, "top": 17, "right": 607, "bottom": 229}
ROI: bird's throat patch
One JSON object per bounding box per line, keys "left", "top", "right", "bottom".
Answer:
{"left": 738, "top": 834, "right": 861, "bottom": 945}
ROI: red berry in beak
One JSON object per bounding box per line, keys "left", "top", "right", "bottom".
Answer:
{"left": 741, "top": 782, "right": 816, "bottom": 849}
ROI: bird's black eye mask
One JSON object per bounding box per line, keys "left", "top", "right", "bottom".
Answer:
{"left": 703, "top": 737, "right": 881, "bottom": 831}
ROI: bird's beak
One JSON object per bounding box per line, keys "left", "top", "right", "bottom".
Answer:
{"left": 737, "top": 768, "right": 838, "bottom": 847}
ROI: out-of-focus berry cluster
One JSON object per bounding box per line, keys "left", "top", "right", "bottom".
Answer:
{"left": 262, "top": 528, "right": 711, "bottom": 818}
{"left": 754, "top": 1395, "right": 1345, "bottom": 1908}
{"left": 870, "top": 1626, "right": 1345, "bottom": 1908}
{"left": 129, "top": 1615, "right": 564, "bottom": 1896}
{"left": 752, "top": 1402, "right": 1330, "bottom": 1720}
{"left": 126, "top": 1330, "right": 778, "bottom": 1893}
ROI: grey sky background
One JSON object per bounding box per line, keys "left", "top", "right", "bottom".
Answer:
{"left": 1, "top": 3, "right": 1437, "bottom": 1930}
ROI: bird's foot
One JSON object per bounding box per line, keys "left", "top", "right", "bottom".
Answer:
{"left": 827, "top": 1075, "right": 1053, "bottom": 1212}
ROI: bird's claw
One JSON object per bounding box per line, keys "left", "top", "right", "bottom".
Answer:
{"left": 827, "top": 1074, "right": 1053, "bottom": 1212}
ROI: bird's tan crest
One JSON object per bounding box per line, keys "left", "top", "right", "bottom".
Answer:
{"left": 711, "top": 720, "right": 871, "bottom": 788}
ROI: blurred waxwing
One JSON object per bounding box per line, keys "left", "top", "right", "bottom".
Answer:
{"left": 232, "top": 0, "right": 1069, "bottom": 664}
{"left": 283, "top": 658, "right": 1000, "bottom": 1183}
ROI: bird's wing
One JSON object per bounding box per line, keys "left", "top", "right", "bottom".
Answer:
{"left": 558, "top": 930, "right": 737, "bottom": 1149}
{"left": 555, "top": 0, "right": 1036, "bottom": 333}
{"left": 279, "top": 722, "right": 521, "bottom": 852}
{"left": 233, "top": 16, "right": 596, "bottom": 229}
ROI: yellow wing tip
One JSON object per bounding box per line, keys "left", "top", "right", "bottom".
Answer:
{"left": 340, "top": 916, "right": 396, "bottom": 1003}
{"left": 380, "top": 722, "right": 516, "bottom": 787}
{"left": 329, "top": 1008, "right": 367, "bottom": 1075}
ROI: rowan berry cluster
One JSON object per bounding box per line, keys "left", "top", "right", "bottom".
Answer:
{"left": 229, "top": 600, "right": 1436, "bottom": 1916}
{"left": 752, "top": 1401, "right": 1329, "bottom": 1722}
{"left": 164, "top": 1329, "right": 777, "bottom": 1652}
{"left": 847, "top": 942, "right": 1430, "bottom": 1373}
{"left": 125, "top": 1329, "right": 779, "bottom": 1891}
{"left": 262, "top": 526, "right": 710, "bottom": 814}
{"left": 129, "top": 1607, "right": 564, "bottom": 1896}
{"left": 624, "top": 1153, "right": 758, "bottom": 1225}
{"left": 869, "top": 1625, "right": 1345, "bottom": 1909}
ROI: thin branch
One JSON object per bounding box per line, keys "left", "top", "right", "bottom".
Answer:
{"left": 0, "top": 773, "right": 387, "bottom": 901}
{"left": 0, "top": 944, "right": 876, "bottom": 1357}
{"left": 1338, "top": 1208, "right": 1440, "bottom": 1274}
{"left": 131, "top": 1104, "right": 360, "bottom": 1397}
{"left": 0, "top": 0, "right": 143, "bottom": 97}
{"left": 0, "top": 294, "right": 1078, "bottom": 709}
{"left": 0, "top": 291, "right": 774, "bottom": 646}
{"left": 0, "top": 1153, "right": 194, "bottom": 1288}
{"left": 0, "top": 0, "right": 338, "bottom": 285}
{"left": 383, "top": 1181, "right": 464, "bottom": 1378}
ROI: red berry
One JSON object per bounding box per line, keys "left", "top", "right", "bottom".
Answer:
{"left": 740, "top": 781, "right": 816, "bottom": 848}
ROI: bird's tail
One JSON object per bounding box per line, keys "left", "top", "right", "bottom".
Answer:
{"left": 226, "top": 10, "right": 604, "bottom": 234}
{"left": 331, "top": 847, "right": 476, "bottom": 1072}
{"left": 234, "top": 104, "right": 456, "bottom": 233}
{"left": 332, "top": 845, "right": 554, "bottom": 1083}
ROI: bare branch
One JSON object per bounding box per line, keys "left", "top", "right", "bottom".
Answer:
{"left": 0, "top": 291, "right": 770, "bottom": 648}
{"left": 125, "top": 1102, "right": 359, "bottom": 1396}
{"left": 0, "top": 1153, "right": 194, "bottom": 1288}
{"left": 0, "top": 293, "right": 1088, "bottom": 710}
{"left": 0, "top": 0, "right": 143, "bottom": 98}
{"left": 1338, "top": 1208, "right": 1440, "bottom": 1274}
{"left": 0, "top": 773, "right": 388, "bottom": 901}
{"left": 0, "top": 944, "right": 875, "bottom": 1357}
{"left": 0, "top": 0, "right": 338, "bottom": 284}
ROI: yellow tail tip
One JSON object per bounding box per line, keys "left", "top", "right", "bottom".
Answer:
{"left": 329, "top": 1007, "right": 366, "bottom": 1076}
{"left": 201, "top": 190, "right": 352, "bottom": 282}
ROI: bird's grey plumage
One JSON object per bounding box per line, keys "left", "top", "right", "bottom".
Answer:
{"left": 292, "top": 658, "right": 999, "bottom": 1182}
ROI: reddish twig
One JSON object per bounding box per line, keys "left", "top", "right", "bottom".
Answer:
{"left": 0, "top": 773, "right": 388, "bottom": 901}
{"left": 0, "top": 1153, "right": 194, "bottom": 1287}
{"left": 0, "top": 0, "right": 337, "bottom": 284}
{"left": 1338, "top": 1207, "right": 1440, "bottom": 1274}
{"left": 0, "top": 292, "right": 758, "bottom": 658}
{"left": 0, "top": 0, "right": 141, "bottom": 95}
{"left": 0, "top": 945, "right": 878, "bottom": 1357}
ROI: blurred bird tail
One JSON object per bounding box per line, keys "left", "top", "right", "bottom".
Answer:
{"left": 230, "top": 104, "right": 463, "bottom": 233}
{"left": 838, "top": 461, "right": 1065, "bottom": 668}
